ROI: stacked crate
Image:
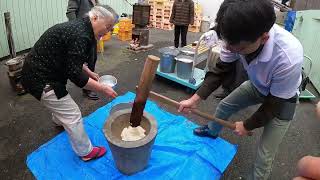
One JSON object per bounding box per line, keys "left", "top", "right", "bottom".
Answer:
{"left": 148, "top": 0, "right": 155, "bottom": 27}
{"left": 148, "top": 0, "right": 202, "bottom": 32}
{"left": 162, "top": 1, "right": 174, "bottom": 30}
{"left": 189, "top": 3, "right": 202, "bottom": 33}
{"left": 155, "top": 1, "right": 165, "bottom": 29}
{"left": 118, "top": 18, "right": 134, "bottom": 41}
{"left": 149, "top": 0, "right": 174, "bottom": 30}
{"left": 97, "top": 32, "right": 112, "bottom": 53}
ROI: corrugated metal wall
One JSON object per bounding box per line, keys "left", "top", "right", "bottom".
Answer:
{"left": 0, "top": 0, "right": 67, "bottom": 58}
{"left": 0, "top": 0, "right": 136, "bottom": 58}
{"left": 293, "top": 0, "right": 320, "bottom": 11}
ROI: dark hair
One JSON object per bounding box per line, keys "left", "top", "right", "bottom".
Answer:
{"left": 214, "top": 0, "right": 276, "bottom": 45}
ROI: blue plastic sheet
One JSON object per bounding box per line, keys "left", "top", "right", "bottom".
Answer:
{"left": 26, "top": 92, "right": 237, "bottom": 180}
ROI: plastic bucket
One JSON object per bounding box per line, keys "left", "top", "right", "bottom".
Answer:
{"left": 159, "top": 47, "right": 180, "bottom": 73}
{"left": 159, "top": 53, "right": 176, "bottom": 73}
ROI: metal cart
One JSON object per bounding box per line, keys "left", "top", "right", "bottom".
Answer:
{"left": 156, "top": 34, "right": 210, "bottom": 90}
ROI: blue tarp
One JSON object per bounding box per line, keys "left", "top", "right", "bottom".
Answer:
{"left": 26, "top": 92, "right": 237, "bottom": 180}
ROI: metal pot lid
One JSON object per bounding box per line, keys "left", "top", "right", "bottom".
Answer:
{"left": 175, "top": 55, "right": 193, "bottom": 63}
{"left": 179, "top": 47, "right": 195, "bottom": 55}
{"left": 158, "top": 47, "right": 180, "bottom": 56}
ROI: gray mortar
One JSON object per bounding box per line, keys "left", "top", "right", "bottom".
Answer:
{"left": 103, "top": 106, "right": 157, "bottom": 175}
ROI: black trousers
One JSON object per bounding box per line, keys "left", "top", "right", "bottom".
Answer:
{"left": 174, "top": 25, "right": 188, "bottom": 48}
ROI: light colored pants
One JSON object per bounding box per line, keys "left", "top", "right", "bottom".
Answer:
{"left": 40, "top": 89, "right": 93, "bottom": 156}
{"left": 208, "top": 81, "right": 291, "bottom": 180}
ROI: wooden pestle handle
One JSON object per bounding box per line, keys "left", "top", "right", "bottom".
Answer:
{"left": 147, "top": 90, "right": 236, "bottom": 130}
{"left": 144, "top": 89, "right": 254, "bottom": 136}
{"left": 130, "top": 55, "right": 160, "bottom": 127}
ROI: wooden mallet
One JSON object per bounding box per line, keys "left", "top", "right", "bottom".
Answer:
{"left": 146, "top": 90, "right": 253, "bottom": 136}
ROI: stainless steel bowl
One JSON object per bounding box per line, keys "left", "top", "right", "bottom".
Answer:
{"left": 99, "top": 75, "right": 117, "bottom": 89}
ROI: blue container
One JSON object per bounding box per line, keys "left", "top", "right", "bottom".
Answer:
{"left": 159, "top": 47, "right": 180, "bottom": 73}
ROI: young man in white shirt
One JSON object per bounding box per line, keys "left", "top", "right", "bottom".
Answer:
{"left": 178, "top": 0, "right": 303, "bottom": 179}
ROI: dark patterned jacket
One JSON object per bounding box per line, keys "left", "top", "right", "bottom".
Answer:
{"left": 21, "top": 17, "right": 96, "bottom": 100}
{"left": 170, "top": 0, "right": 194, "bottom": 26}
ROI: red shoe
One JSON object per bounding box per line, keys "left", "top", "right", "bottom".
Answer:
{"left": 82, "top": 146, "right": 107, "bottom": 162}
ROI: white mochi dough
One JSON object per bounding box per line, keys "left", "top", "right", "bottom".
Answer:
{"left": 121, "top": 126, "right": 146, "bottom": 141}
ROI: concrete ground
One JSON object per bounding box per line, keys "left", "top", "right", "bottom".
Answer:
{"left": 0, "top": 29, "right": 319, "bottom": 180}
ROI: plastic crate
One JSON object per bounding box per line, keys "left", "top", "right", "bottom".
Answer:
{"left": 101, "top": 32, "right": 111, "bottom": 41}
{"left": 97, "top": 40, "right": 104, "bottom": 53}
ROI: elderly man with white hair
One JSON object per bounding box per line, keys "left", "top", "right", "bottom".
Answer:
{"left": 21, "top": 6, "right": 117, "bottom": 161}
